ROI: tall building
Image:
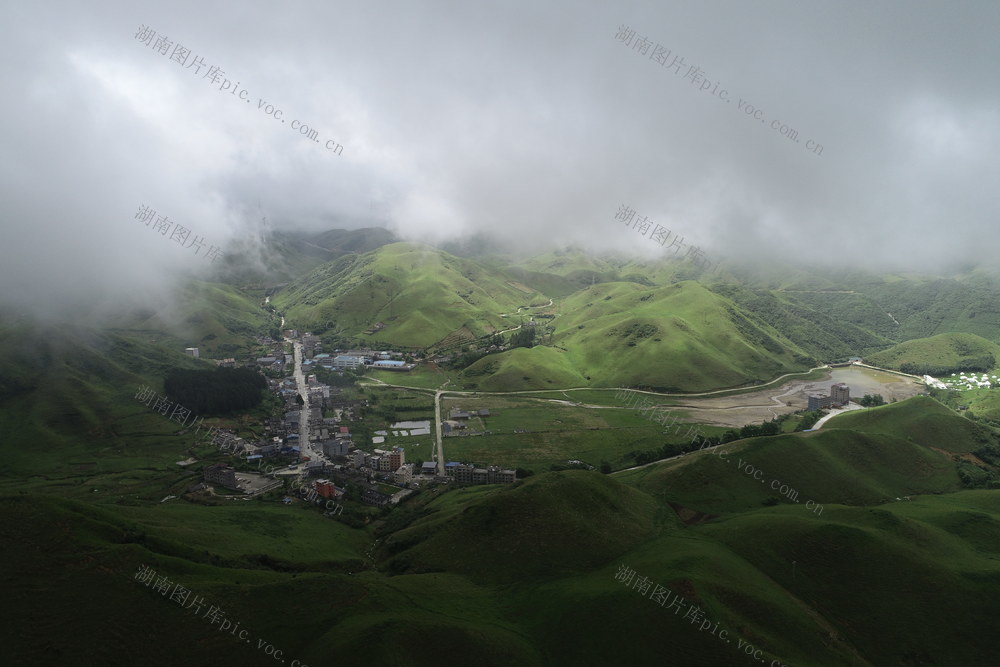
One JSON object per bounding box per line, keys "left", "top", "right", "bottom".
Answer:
{"left": 388, "top": 446, "right": 405, "bottom": 470}
{"left": 808, "top": 384, "right": 851, "bottom": 411}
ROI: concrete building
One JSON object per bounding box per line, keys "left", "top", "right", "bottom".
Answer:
{"left": 808, "top": 384, "right": 851, "bottom": 411}
{"left": 184, "top": 347, "right": 200, "bottom": 358}
{"left": 394, "top": 463, "right": 414, "bottom": 485}
{"left": 323, "top": 439, "right": 351, "bottom": 458}
{"left": 333, "top": 354, "right": 366, "bottom": 369}
{"left": 807, "top": 394, "right": 833, "bottom": 411}
{"left": 388, "top": 446, "right": 405, "bottom": 470}
{"left": 361, "top": 486, "right": 391, "bottom": 507}
{"left": 450, "top": 463, "right": 516, "bottom": 485}
{"left": 314, "top": 479, "right": 337, "bottom": 499}
{"left": 203, "top": 463, "right": 239, "bottom": 490}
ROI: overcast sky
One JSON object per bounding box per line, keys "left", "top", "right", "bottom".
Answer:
{"left": 2, "top": 0, "right": 998, "bottom": 315}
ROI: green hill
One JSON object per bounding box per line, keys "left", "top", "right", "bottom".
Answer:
{"left": 383, "top": 471, "right": 659, "bottom": 585}
{"left": 554, "top": 281, "right": 814, "bottom": 391}
{"left": 219, "top": 226, "right": 400, "bottom": 286}
{"left": 272, "top": 242, "right": 545, "bottom": 348}
{"left": 827, "top": 395, "right": 996, "bottom": 454}
{"left": 625, "top": 397, "right": 994, "bottom": 512}
{"left": 865, "top": 332, "right": 1000, "bottom": 375}
{"left": 460, "top": 345, "right": 588, "bottom": 391}
{"left": 109, "top": 280, "right": 282, "bottom": 358}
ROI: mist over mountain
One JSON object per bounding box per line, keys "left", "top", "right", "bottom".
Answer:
{"left": 4, "top": 2, "right": 1000, "bottom": 666}
{"left": 3, "top": 0, "right": 999, "bottom": 322}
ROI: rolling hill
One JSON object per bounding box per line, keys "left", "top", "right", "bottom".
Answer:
{"left": 553, "top": 280, "right": 815, "bottom": 391}
{"left": 271, "top": 242, "right": 546, "bottom": 349}
{"left": 864, "top": 332, "right": 1000, "bottom": 375}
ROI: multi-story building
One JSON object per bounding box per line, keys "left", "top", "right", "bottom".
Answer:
{"left": 352, "top": 450, "right": 368, "bottom": 468}
{"left": 487, "top": 466, "right": 516, "bottom": 484}
{"left": 323, "top": 439, "right": 351, "bottom": 457}
{"left": 830, "top": 383, "right": 850, "bottom": 406}
{"left": 203, "top": 463, "right": 239, "bottom": 490}
{"left": 361, "top": 486, "right": 391, "bottom": 507}
{"left": 808, "top": 383, "right": 851, "bottom": 410}
{"left": 333, "top": 354, "right": 366, "bottom": 369}
{"left": 394, "top": 464, "right": 414, "bottom": 485}
{"left": 314, "top": 479, "right": 337, "bottom": 499}
{"left": 388, "top": 446, "right": 405, "bottom": 470}
{"left": 807, "top": 394, "right": 832, "bottom": 411}
{"left": 450, "top": 463, "right": 516, "bottom": 485}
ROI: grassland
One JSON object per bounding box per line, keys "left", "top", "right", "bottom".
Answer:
{"left": 272, "top": 242, "right": 544, "bottom": 348}
{"left": 865, "top": 332, "right": 1000, "bottom": 374}
{"left": 5, "top": 391, "right": 1000, "bottom": 665}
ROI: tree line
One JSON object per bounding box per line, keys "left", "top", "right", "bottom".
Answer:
{"left": 164, "top": 367, "right": 267, "bottom": 414}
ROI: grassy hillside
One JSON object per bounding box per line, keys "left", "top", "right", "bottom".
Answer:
{"left": 5, "top": 391, "right": 1000, "bottom": 665}
{"left": 709, "top": 282, "right": 894, "bottom": 360}
{"left": 383, "top": 471, "right": 659, "bottom": 585}
{"left": 272, "top": 242, "right": 544, "bottom": 348}
{"left": 219, "top": 226, "right": 400, "bottom": 286}
{"left": 624, "top": 397, "right": 990, "bottom": 512}
{"left": 109, "top": 280, "right": 282, "bottom": 358}
{"left": 459, "top": 346, "right": 588, "bottom": 390}
{"left": 554, "top": 281, "right": 813, "bottom": 391}
{"left": 865, "top": 332, "right": 1000, "bottom": 375}
{"left": 826, "top": 395, "right": 997, "bottom": 454}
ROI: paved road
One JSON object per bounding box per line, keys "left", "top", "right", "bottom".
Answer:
{"left": 286, "top": 336, "right": 333, "bottom": 466}
{"left": 813, "top": 402, "right": 866, "bottom": 429}
{"left": 433, "top": 381, "right": 450, "bottom": 475}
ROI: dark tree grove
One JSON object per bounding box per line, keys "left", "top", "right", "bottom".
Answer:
{"left": 164, "top": 367, "right": 268, "bottom": 415}
{"left": 858, "top": 393, "right": 887, "bottom": 407}
{"left": 509, "top": 326, "right": 536, "bottom": 349}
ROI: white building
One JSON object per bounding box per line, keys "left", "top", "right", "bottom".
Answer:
{"left": 333, "top": 354, "right": 366, "bottom": 369}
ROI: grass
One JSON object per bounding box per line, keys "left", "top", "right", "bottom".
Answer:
{"left": 865, "top": 332, "right": 1000, "bottom": 372}
{"left": 366, "top": 364, "right": 454, "bottom": 389}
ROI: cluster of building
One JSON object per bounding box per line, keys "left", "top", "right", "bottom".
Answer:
{"left": 807, "top": 383, "right": 851, "bottom": 411}
{"left": 287, "top": 330, "right": 415, "bottom": 372}
{"left": 193, "top": 329, "right": 516, "bottom": 512}
{"left": 443, "top": 407, "right": 491, "bottom": 435}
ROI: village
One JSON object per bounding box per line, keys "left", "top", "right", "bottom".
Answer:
{"left": 181, "top": 328, "right": 516, "bottom": 515}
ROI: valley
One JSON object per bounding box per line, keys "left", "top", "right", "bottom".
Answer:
{"left": 4, "top": 237, "right": 1000, "bottom": 667}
